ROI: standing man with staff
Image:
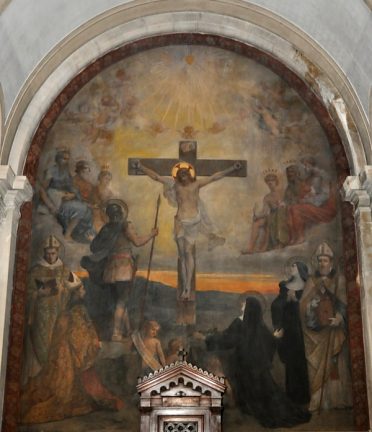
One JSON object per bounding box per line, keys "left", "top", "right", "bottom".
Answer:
{"left": 300, "top": 242, "right": 352, "bottom": 412}
{"left": 81, "top": 199, "right": 158, "bottom": 341}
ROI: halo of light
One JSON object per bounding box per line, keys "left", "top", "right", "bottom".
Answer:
{"left": 171, "top": 162, "right": 196, "bottom": 179}
{"left": 104, "top": 198, "right": 129, "bottom": 219}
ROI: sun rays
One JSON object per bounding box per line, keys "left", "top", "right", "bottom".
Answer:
{"left": 135, "top": 47, "right": 231, "bottom": 130}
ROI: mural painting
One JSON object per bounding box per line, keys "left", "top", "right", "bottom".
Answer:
{"left": 18, "top": 44, "right": 354, "bottom": 431}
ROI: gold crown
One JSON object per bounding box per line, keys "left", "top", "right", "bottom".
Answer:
{"left": 284, "top": 159, "right": 298, "bottom": 166}
{"left": 101, "top": 163, "right": 110, "bottom": 171}
{"left": 262, "top": 168, "right": 278, "bottom": 176}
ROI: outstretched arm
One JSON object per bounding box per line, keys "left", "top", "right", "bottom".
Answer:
{"left": 126, "top": 221, "right": 158, "bottom": 247}
{"left": 198, "top": 162, "right": 241, "bottom": 188}
{"left": 133, "top": 159, "right": 168, "bottom": 185}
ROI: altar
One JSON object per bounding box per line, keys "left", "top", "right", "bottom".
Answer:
{"left": 137, "top": 360, "right": 226, "bottom": 432}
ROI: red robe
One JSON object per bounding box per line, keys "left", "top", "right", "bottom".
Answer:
{"left": 21, "top": 303, "right": 124, "bottom": 424}
{"left": 287, "top": 187, "right": 337, "bottom": 243}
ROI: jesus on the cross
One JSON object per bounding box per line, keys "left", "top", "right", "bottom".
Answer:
{"left": 135, "top": 159, "right": 241, "bottom": 300}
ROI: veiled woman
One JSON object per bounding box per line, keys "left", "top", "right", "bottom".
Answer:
{"left": 271, "top": 260, "right": 310, "bottom": 404}
{"left": 208, "top": 296, "right": 310, "bottom": 428}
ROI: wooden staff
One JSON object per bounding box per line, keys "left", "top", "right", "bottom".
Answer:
{"left": 139, "top": 194, "right": 161, "bottom": 325}
{"left": 318, "top": 276, "right": 340, "bottom": 414}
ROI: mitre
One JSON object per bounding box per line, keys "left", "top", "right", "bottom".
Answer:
{"left": 43, "top": 235, "right": 61, "bottom": 249}
{"left": 315, "top": 241, "right": 334, "bottom": 258}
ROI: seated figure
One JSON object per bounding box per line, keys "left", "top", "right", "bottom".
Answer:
{"left": 38, "top": 148, "right": 95, "bottom": 242}
{"left": 242, "top": 173, "right": 288, "bottom": 254}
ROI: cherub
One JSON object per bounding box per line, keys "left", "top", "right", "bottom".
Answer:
{"left": 132, "top": 320, "right": 166, "bottom": 374}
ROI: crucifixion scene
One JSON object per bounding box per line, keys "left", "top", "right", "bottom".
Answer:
{"left": 19, "top": 43, "right": 353, "bottom": 432}
{"left": 129, "top": 142, "right": 246, "bottom": 323}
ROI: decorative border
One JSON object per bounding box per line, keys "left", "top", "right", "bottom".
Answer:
{"left": 2, "top": 34, "right": 368, "bottom": 431}
{"left": 3, "top": 202, "right": 32, "bottom": 431}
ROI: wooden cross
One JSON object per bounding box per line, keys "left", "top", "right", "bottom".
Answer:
{"left": 128, "top": 140, "right": 247, "bottom": 325}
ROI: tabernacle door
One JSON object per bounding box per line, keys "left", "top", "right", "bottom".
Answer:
{"left": 159, "top": 415, "right": 203, "bottom": 432}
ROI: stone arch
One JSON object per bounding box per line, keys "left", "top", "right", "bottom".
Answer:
{"left": 0, "top": 1, "right": 369, "bottom": 176}
{"left": 0, "top": 3, "right": 371, "bottom": 430}
{"left": 1, "top": 32, "right": 370, "bottom": 431}
{"left": 370, "top": 86, "right": 372, "bottom": 138}
{"left": 0, "top": 84, "right": 4, "bottom": 149}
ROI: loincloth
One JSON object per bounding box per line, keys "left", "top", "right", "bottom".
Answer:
{"left": 174, "top": 212, "right": 201, "bottom": 244}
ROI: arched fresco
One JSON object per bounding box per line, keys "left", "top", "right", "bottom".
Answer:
{"left": 5, "top": 36, "right": 368, "bottom": 431}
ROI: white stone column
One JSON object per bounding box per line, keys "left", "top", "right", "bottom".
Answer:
{"left": 0, "top": 165, "right": 32, "bottom": 425}
{"left": 343, "top": 166, "right": 372, "bottom": 428}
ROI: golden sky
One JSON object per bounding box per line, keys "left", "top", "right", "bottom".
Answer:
{"left": 41, "top": 45, "right": 342, "bottom": 287}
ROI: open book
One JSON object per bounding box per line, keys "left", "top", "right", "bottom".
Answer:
{"left": 35, "top": 278, "right": 58, "bottom": 295}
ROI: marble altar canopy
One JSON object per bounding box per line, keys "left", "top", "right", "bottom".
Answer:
{"left": 137, "top": 361, "right": 226, "bottom": 432}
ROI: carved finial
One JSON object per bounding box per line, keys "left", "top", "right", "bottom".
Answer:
{"left": 178, "top": 347, "right": 188, "bottom": 362}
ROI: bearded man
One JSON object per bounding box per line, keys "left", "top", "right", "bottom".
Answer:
{"left": 300, "top": 242, "right": 352, "bottom": 411}
{"left": 137, "top": 160, "right": 239, "bottom": 300}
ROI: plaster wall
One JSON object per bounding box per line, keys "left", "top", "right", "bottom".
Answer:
{"left": 0, "top": 0, "right": 370, "bottom": 175}
{"left": 0, "top": 0, "right": 372, "bottom": 119}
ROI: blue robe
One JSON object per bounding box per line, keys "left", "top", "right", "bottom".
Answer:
{"left": 46, "top": 165, "right": 94, "bottom": 242}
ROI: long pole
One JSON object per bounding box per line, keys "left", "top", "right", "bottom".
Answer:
{"left": 318, "top": 277, "right": 340, "bottom": 414}
{"left": 139, "top": 194, "right": 161, "bottom": 325}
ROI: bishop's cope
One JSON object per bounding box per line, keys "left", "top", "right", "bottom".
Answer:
{"left": 129, "top": 140, "right": 247, "bottom": 324}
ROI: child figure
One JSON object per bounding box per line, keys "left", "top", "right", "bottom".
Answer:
{"left": 132, "top": 320, "right": 166, "bottom": 375}
{"left": 165, "top": 337, "right": 183, "bottom": 365}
